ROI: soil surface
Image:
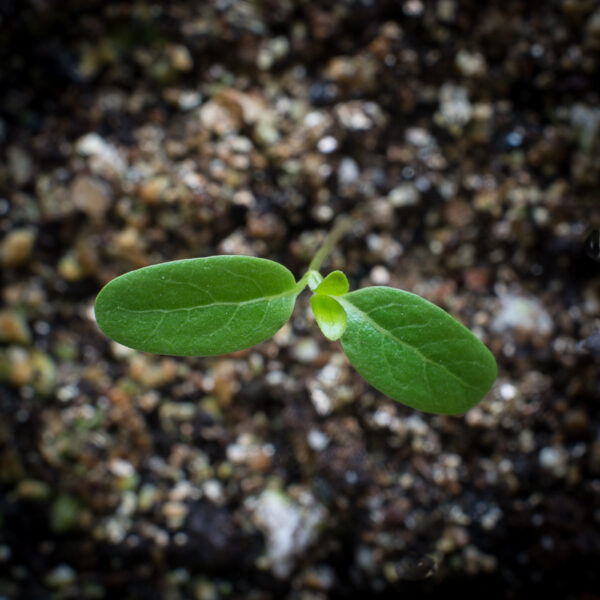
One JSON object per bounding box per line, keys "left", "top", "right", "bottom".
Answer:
{"left": 1, "top": 1, "right": 600, "bottom": 599}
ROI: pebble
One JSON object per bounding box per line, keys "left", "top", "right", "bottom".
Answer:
{"left": 167, "top": 44, "right": 193, "bottom": 71}
{"left": 492, "top": 293, "right": 553, "bottom": 336}
{"left": 405, "top": 127, "right": 435, "bottom": 148}
{"left": 249, "top": 489, "right": 326, "bottom": 578}
{"left": 45, "top": 565, "right": 77, "bottom": 589}
{"left": 370, "top": 265, "right": 391, "bottom": 285}
{"left": 163, "top": 501, "right": 188, "bottom": 529}
{"left": 337, "top": 157, "right": 360, "bottom": 185}
{"left": 438, "top": 83, "right": 473, "bottom": 129}
{"left": 455, "top": 49, "right": 487, "bottom": 77}
{"left": 199, "top": 100, "right": 241, "bottom": 136}
{"left": 7, "top": 145, "right": 33, "bottom": 185}
{"left": 317, "top": 136, "right": 338, "bottom": 154}
{"left": 50, "top": 495, "right": 82, "bottom": 533}
{"left": 1, "top": 228, "right": 35, "bottom": 268}
{"left": 76, "top": 133, "right": 126, "bottom": 178}
{"left": 0, "top": 310, "right": 31, "bottom": 345}
{"left": 70, "top": 175, "right": 112, "bottom": 221}
{"left": 388, "top": 183, "right": 420, "bottom": 207}
{"left": 137, "top": 176, "right": 170, "bottom": 205}
{"left": 307, "top": 429, "right": 330, "bottom": 451}
{"left": 16, "top": 479, "right": 51, "bottom": 501}
{"left": 539, "top": 446, "right": 568, "bottom": 478}
{"left": 291, "top": 338, "right": 320, "bottom": 364}
{"left": 335, "top": 100, "right": 383, "bottom": 131}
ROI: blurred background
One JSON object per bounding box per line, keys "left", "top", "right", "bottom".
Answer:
{"left": 1, "top": 1, "right": 599, "bottom": 598}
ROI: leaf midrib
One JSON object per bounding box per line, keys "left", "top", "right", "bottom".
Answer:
{"left": 109, "top": 287, "right": 299, "bottom": 315}
{"left": 337, "top": 296, "right": 481, "bottom": 391}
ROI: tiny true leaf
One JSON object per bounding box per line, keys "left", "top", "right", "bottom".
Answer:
{"left": 310, "top": 294, "right": 347, "bottom": 341}
{"left": 337, "top": 287, "right": 497, "bottom": 415}
{"left": 95, "top": 256, "right": 298, "bottom": 356}
{"left": 314, "top": 270, "right": 349, "bottom": 296}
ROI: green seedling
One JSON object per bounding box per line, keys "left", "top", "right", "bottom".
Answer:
{"left": 95, "top": 219, "right": 497, "bottom": 414}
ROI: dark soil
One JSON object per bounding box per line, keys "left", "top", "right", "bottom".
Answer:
{"left": 1, "top": 1, "right": 600, "bottom": 598}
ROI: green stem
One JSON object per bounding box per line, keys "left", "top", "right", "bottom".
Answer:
{"left": 293, "top": 270, "right": 312, "bottom": 294}
{"left": 308, "top": 216, "right": 353, "bottom": 273}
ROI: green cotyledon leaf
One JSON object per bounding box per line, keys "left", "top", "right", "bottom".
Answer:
{"left": 95, "top": 256, "right": 299, "bottom": 356}
{"left": 337, "top": 287, "right": 497, "bottom": 415}
{"left": 314, "top": 270, "right": 349, "bottom": 296}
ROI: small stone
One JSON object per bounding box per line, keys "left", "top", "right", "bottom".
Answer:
{"left": 0, "top": 310, "right": 31, "bottom": 345}
{"left": 199, "top": 100, "right": 242, "bottom": 136}
{"left": 539, "top": 446, "right": 568, "bottom": 477}
{"left": 437, "top": 0, "right": 456, "bottom": 21}
{"left": 17, "top": 479, "right": 51, "bottom": 501}
{"left": 177, "top": 90, "right": 202, "bottom": 111}
{"left": 137, "top": 176, "right": 170, "bottom": 205}
{"left": 128, "top": 355, "right": 177, "bottom": 388}
{"left": 370, "top": 265, "right": 390, "bottom": 285}
{"left": 109, "top": 458, "right": 139, "bottom": 491}
{"left": 492, "top": 293, "right": 553, "bottom": 336}
{"left": 51, "top": 495, "right": 81, "bottom": 533}
{"left": 499, "top": 383, "right": 517, "bottom": 401}
{"left": 1, "top": 228, "right": 35, "bottom": 268}
{"left": 7, "top": 146, "right": 33, "bottom": 185}
{"left": 455, "top": 49, "right": 487, "bottom": 77}
{"left": 257, "top": 36, "right": 289, "bottom": 70}
{"left": 438, "top": 83, "right": 472, "bottom": 128}
{"left": 291, "top": 338, "right": 320, "bottom": 363}
{"left": 71, "top": 175, "right": 112, "bottom": 221}
{"left": 30, "top": 351, "right": 57, "bottom": 396}
{"left": 307, "top": 429, "right": 330, "bottom": 451}
{"left": 564, "top": 409, "right": 590, "bottom": 438}
{"left": 463, "top": 266, "right": 490, "bottom": 292}
{"left": 168, "top": 44, "right": 193, "bottom": 71}
{"left": 388, "top": 183, "right": 420, "bottom": 207}
{"left": 58, "top": 253, "right": 85, "bottom": 282}
{"left": 317, "top": 136, "right": 338, "bottom": 154}
{"left": 45, "top": 565, "right": 77, "bottom": 589}
{"left": 253, "top": 120, "right": 280, "bottom": 145}
{"left": 76, "top": 133, "right": 126, "bottom": 179}
{"left": 337, "top": 158, "right": 360, "bottom": 185}
{"left": 326, "top": 56, "right": 378, "bottom": 93}
{"left": 163, "top": 501, "right": 189, "bottom": 529}
{"left": 138, "top": 484, "right": 158, "bottom": 513}
{"left": 405, "top": 127, "right": 435, "bottom": 147}
{"left": 194, "top": 579, "right": 219, "bottom": 600}
{"left": 335, "top": 100, "right": 383, "bottom": 131}
{"left": 249, "top": 489, "right": 326, "bottom": 578}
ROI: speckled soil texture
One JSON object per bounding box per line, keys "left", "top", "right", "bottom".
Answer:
{"left": 1, "top": 1, "right": 600, "bottom": 599}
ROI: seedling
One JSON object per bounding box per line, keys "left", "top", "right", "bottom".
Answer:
{"left": 95, "top": 219, "right": 497, "bottom": 414}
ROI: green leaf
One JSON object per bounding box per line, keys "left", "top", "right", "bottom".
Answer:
{"left": 310, "top": 294, "right": 347, "bottom": 341}
{"left": 95, "top": 256, "right": 299, "bottom": 356}
{"left": 337, "top": 287, "right": 497, "bottom": 414}
{"left": 315, "top": 270, "right": 349, "bottom": 296}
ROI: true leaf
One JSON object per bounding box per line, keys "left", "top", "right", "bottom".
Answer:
{"left": 95, "top": 256, "right": 299, "bottom": 356}
{"left": 337, "top": 287, "right": 497, "bottom": 414}
{"left": 315, "top": 271, "right": 349, "bottom": 296}
{"left": 310, "top": 294, "right": 347, "bottom": 341}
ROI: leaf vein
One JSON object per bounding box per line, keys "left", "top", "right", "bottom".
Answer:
{"left": 340, "top": 298, "right": 480, "bottom": 391}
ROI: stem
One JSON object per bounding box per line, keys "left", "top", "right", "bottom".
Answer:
{"left": 308, "top": 216, "right": 353, "bottom": 273}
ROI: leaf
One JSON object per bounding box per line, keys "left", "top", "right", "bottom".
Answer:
{"left": 95, "top": 256, "right": 299, "bottom": 356}
{"left": 315, "top": 271, "right": 349, "bottom": 296}
{"left": 310, "top": 294, "right": 347, "bottom": 341}
{"left": 337, "top": 287, "right": 497, "bottom": 414}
